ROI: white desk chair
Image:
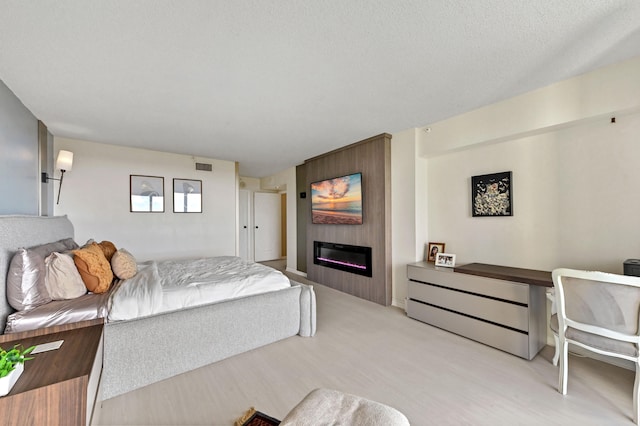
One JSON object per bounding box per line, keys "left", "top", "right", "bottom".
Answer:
{"left": 552, "top": 268, "right": 640, "bottom": 424}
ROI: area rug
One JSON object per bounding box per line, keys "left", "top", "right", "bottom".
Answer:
{"left": 234, "top": 407, "right": 280, "bottom": 426}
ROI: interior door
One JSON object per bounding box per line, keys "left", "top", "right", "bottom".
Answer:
{"left": 238, "top": 190, "right": 250, "bottom": 260}
{"left": 254, "top": 192, "right": 281, "bottom": 262}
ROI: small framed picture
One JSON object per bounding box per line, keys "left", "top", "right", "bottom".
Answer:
{"left": 427, "top": 242, "right": 445, "bottom": 262}
{"left": 173, "top": 178, "right": 202, "bottom": 213}
{"left": 130, "top": 175, "right": 164, "bottom": 213}
{"left": 435, "top": 253, "right": 456, "bottom": 268}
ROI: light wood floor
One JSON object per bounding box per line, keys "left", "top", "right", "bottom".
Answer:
{"left": 96, "top": 268, "right": 637, "bottom": 425}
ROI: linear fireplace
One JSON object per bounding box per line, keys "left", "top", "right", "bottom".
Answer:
{"left": 313, "top": 241, "right": 372, "bottom": 277}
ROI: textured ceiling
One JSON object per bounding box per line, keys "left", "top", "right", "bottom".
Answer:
{"left": 1, "top": 1, "right": 640, "bottom": 177}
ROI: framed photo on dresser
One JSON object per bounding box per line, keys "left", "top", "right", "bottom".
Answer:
{"left": 435, "top": 253, "right": 456, "bottom": 268}
{"left": 427, "top": 242, "right": 445, "bottom": 262}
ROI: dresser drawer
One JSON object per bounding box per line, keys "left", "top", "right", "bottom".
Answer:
{"left": 408, "top": 264, "right": 529, "bottom": 304}
{"left": 408, "top": 280, "right": 530, "bottom": 332}
{"left": 407, "top": 300, "right": 531, "bottom": 359}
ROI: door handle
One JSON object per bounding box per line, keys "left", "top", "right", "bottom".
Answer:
{"left": 255, "top": 226, "right": 259, "bottom": 229}
{"left": 243, "top": 226, "right": 247, "bottom": 228}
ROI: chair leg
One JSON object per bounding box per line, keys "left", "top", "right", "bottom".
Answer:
{"left": 634, "top": 362, "right": 640, "bottom": 424}
{"left": 558, "top": 339, "right": 568, "bottom": 395}
{"left": 547, "top": 290, "right": 558, "bottom": 367}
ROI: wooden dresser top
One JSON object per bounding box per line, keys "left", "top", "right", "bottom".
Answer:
{"left": 453, "top": 263, "right": 553, "bottom": 287}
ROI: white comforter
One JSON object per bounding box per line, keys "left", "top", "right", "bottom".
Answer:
{"left": 108, "top": 256, "right": 290, "bottom": 321}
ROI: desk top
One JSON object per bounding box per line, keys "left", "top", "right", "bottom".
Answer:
{"left": 453, "top": 263, "right": 553, "bottom": 287}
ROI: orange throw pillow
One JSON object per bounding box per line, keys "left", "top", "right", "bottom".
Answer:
{"left": 73, "top": 243, "right": 114, "bottom": 294}
{"left": 98, "top": 240, "right": 117, "bottom": 262}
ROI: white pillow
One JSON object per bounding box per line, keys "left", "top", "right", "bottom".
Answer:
{"left": 7, "top": 249, "right": 52, "bottom": 310}
{"left": 111, "top": 249, "right": 138, "bottom": 280}
{"left": 6, "top": 239, "right": 80, "bottom": 310}
{"left": 45, "top": 252, "right": 87, "bottom": 300}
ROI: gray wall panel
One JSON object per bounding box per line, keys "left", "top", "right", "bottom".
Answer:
{"left": 0, "top": 79, "right": 39, "bottom": 215}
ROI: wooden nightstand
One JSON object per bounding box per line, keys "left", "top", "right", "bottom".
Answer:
{"left": 0, "top": 320, "right": 104, "bottom": 425}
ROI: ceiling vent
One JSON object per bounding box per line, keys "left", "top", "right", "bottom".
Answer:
{"left": 195, "top": 162, "right": 212, "bottom": 172}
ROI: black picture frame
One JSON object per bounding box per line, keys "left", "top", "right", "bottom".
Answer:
{"left": 130, "top": 175, "right": 165, "bottom": 213}
{"left": 471, "top": 171, "right": 512, "bottom": 217}
{"left": 173, "top": 178, "right": 202, "bottom": 213}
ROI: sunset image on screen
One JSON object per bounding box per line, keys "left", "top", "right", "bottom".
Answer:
{"left": 311, "top": 173, "right": 362, "bottom": 224}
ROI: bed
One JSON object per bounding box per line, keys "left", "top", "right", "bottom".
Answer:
{"left": 0, "top": 215, "right": 316, "bottom": 399}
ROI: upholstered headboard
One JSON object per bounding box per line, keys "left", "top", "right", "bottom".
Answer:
{"left": 0, "top": 215, "right": 74, "bottom": 333}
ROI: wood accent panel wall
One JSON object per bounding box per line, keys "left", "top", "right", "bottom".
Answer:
{"left": 305, "top": 133, "right": 392, "bottom": 305}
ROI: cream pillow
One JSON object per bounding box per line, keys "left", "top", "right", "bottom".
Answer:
{"left": 45, "top": 252, "right": 87, "bottom": 300}
{"left": 111, "top": 249, "right": 137, "bottom": 280}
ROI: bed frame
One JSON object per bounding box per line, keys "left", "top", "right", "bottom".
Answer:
{"left": 0, "top": 215, "right": 316, "bottom": 399}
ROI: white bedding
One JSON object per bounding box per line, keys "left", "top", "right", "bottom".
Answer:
{"left": 108, "top": 256, "right": 290, "bottom": 321}
{"left": 4, "top": 291, "right": 111, "bottom": 333}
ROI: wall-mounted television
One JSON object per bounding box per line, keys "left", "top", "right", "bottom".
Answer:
{"left": 311, "top": 172, "right": 363, "bottom": 225}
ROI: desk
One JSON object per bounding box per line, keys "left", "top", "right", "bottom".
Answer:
{"left": 0, "top": 321, "right": 103, "bottom": 425}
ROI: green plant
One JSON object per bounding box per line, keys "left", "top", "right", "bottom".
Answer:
{"left": 0, "top": 345, "right": 35, "bottom": 378}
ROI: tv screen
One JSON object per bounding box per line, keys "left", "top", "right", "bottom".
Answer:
{"left": 311, "top": 172, "right": 363, "bottom": 225}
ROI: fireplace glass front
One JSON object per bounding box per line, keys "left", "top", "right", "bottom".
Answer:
{"left": 313, "top": 241, "right": 372, "bottom": 277}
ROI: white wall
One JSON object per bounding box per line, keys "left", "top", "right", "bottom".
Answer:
{"left": 240, "top": 176, "right": 261, "bottom": 191}
{"left": 390, "top": 128, "right": 419, "bottom": 307}
{"left": 427, "top": 112, "right": 640, "bottom": 272}
{"left": 423, "top": 56, "right": 640, "bottom": 157}
{"left": 391, "top": 55, "right": 640, "bottom": 308}
{"left": 53, "top": 138, "right": 237, "bottom": 261}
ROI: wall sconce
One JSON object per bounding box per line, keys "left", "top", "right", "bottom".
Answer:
{"left": 41, "top": 150, "right": 73, "bottom": 204}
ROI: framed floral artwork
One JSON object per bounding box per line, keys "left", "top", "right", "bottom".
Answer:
{"left": 471, "top": 171, "right": 512, "bottom": 217}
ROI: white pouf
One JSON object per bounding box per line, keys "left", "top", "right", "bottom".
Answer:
{"left": 280, "top": 388, "right": 410, "bottom": 426}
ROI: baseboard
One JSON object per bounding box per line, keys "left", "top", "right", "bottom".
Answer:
{"left": 392, "top": 297, "right": 406, "bottom": 310}
{"left": 286, "top": 267, "right": 307, "bottom": 278}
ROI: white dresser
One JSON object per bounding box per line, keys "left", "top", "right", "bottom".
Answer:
{"left": 407, "top": 261, "right": 549, "bottom": 360}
